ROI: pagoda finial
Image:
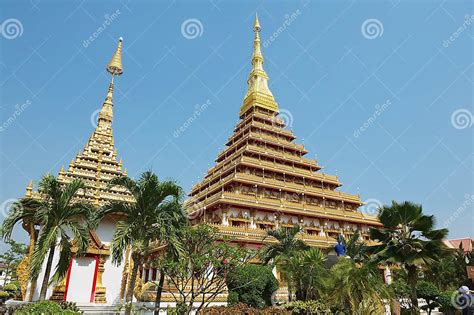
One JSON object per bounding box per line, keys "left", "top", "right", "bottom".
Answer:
{"left": 107, "top": 37, "right": 123, "bottom": 77}
{"left": 254, "top": 13, "right": 261, "bottom": 32}
{"left": 240, "top": 15, "right": 278, "bottom": 116}
{"left": 98, "top": 37, "right": 124, "bottom": 127}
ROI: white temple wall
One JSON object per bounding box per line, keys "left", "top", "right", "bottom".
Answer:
{"left": 30, "top": 240, "right": 61, "bottom": 301}
{"left": 66, "top": 256, "right": 97, "bottom": 302}
{"left": 103, "top": 253, "right": 125, "bottom": 304}
{"left": 95, "top": 217, "right": 116, "bottom": 244}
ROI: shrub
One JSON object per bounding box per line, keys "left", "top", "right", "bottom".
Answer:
{"left": 284, "top": 300, "right": 332, "bottom": 314}
{"left": 0, "top": 291, "right": 10, "bottom": 302}
{"left": 13, "top": 300, "right": 81, "bottom": 314}
{"left": 59, "top": 301, "right": 82, "bottom": 313}
{"left": 3, "top": 283, "right": 17, "bottom": 292}
{"left": 438, "top": 291, "right": 458, "bottom": 315}
{"left": 198, "top": 302, "right": 289, "bottom": 314}
{"left": 226, "top": 264, "right": 279, "bottom": 308}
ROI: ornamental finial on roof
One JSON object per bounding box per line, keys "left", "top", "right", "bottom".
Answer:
{"left": 107, "top": 37, "right": 123, "bottom": 76}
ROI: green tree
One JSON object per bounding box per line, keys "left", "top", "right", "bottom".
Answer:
{"left": 329, "top": 258, "right": 392, "bottom": 314}
{"left": 277, "top": 248, "right": 328, "bottom": 302}
{"left": 160, "top": 224, "right": 251, "bottom": 315}
{"left": 226, "top": 264, "right": 278, "bottom": 308}
{"left": 424, "top": 246, "right": 471, "bottom": 291}
{"left": 1, "top": 175, "right": 93, "bottom": 300}
{"left": 0, "top": 239, "right": 27, "bottom": 284}
{"left": 92, "top": 171, "right": 183, "bottom": 315}
{"left": 344, "top": 232, "right": 370, "bottom": 263}
{"left": 260, "top": 225, "right": 309, "bottom": 301}
{"left": 369, "top": 201, "right": 448, "bottom": 311}
{"left": 416, "top": 280, "right": 440, "bottom": 315}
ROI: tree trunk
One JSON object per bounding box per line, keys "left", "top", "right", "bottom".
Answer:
{"left": 125, "top": 255, "right": 141, "bottom": 315}
{"left": 406, "top": 265, "right": 419, "bottom": 311}
{"left": 39, "top": 244, "right": 55, "bottom": 300}
{"left": 154, "top": 270, "right": 165, "bottom": 315}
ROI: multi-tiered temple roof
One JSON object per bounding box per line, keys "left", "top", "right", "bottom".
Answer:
{"left": 186, "top": 16, "right": 382, "bottom": 248}
{"left": 25, "top": 38, "right": 133, "bottom": 207}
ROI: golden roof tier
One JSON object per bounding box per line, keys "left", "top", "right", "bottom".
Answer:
{"left": 26, "top": 38, "right": 133, "bottom": 207}
{"left": 186, "top": 17, "right": 381, "bottom": 248}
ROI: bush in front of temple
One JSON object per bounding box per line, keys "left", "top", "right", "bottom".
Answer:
{"left": 198, "top": 302, "right": 288, "bottom": 315}
{"left": 226, "top": 264, "right": 279, "bottom": 308}
{"left": 11, "top": 300, "right": 82, "bottom": 314}
{"left": 283, "top": 300, "right": 331, "bottom": 314}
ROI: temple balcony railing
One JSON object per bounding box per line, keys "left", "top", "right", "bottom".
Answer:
{"left": 187, "top": 191, "right": 381, "bottom": 226}
{"left": 206, "top": 223, "right": 338, "bottom": 247}
{"left": 227, "top": 128, "right": 305, "bottom": 153}
{"left": 191, "top": 171, "right": 360, "bottom": 206}
{"left": 203, "top": 147, "right": 327, "bottom": 185}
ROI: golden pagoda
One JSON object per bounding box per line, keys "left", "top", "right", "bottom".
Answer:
{"left": 185, "top": 15, "right": 382, "bottom": 249}
{"left": 25, "top": 37, "right": 132, "bottom": 207}
{"left": 20, "top": 38, "right": 133, "bottom": 303}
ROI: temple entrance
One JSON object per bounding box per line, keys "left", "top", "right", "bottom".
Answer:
{"left": 66, "top": 256, "right": 97, "bottom": 303}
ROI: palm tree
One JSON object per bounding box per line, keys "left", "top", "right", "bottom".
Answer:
{"left": 260, "top": 225, "right": 309, "bottom": 301}
{"left": 150, "top": 201, "right": 186, "bottom": 315}
{"left": 329, "top": 258, "right": 392, "bottom": 314}
{"left": 1, "top": 175, "right": 93, "bottom": 300}
{"left": 92, "top": 171, "right": 184, "bottom": 315}
{"left": 369, "top": 201, "right": 448, "bottom": 311}
{"left": 277, "top": 247, "right": 328, "bottom": 301}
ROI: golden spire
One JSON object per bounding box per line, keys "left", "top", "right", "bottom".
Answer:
{"left": 98, "top": 37, "right": 124, "bottom": 127}
{"left": 240, "top": 14, "right": 278, "bottom": 116}
{"left": 26, "top": 180, "right": 33, "bottom": 196}
{"left": 107, "top": 37, "right": 123, "bottom": 76}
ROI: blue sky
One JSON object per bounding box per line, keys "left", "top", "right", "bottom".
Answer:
{"left": 0, "top": 0, "right": 473, "bottom": 249}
